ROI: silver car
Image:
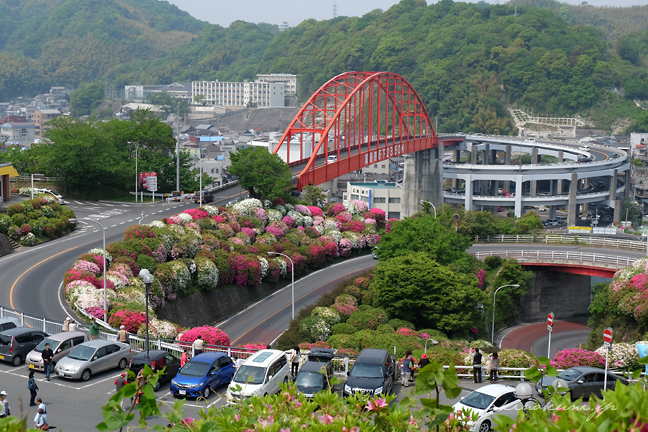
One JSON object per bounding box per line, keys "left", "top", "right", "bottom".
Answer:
{"left": 54, "top": 340, "right": 133, "bottom": 381}
{"left": 26, "top": 332, "right": 87, "bottom": 372}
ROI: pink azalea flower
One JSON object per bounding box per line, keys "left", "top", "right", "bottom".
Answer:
{"left": 318, "top": 414, "right": 334, "bottom": 424}
{"left": 366, "top": 397, "right": 387, "bottom": 411}
{"left": 409, "top": 415, "right": 417, "bottom": 425}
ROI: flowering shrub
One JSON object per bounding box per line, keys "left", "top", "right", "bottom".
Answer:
{"left": 19, "top": 232, "right": 37, "bottom": 246}
{"left": 595, "top": 342, "right": 640, "bottom": 370}
{"left": 109, "top": 310, "right": 147, "bottom": 333}
{"left": 236, "top": 343, "right": 267, "bottom": 352}
{"left": 332, "top": 294, "right": 358, "bottom": 319}
{"left": 183, "top": 208, "right": 209, "bottom": 220}
{"left": 178, "top": 326, "right": 230, "bottom": 347}
{"left": 86, "top": 307, "right": 105, "bottom": 319}
{"left": 475, "top": 269, "right": 486, "bottom": 289}
{"left": 124, "top": 225, "right": 155, "bottom": 240}
{"left": 73, "top": 260, "right": 101, "bottom": 275}
{"left": 138, "top": 318, "right": 180, "bottom": 340}
{"left": 550, "top": 348, "right": 605, "bottom": 369}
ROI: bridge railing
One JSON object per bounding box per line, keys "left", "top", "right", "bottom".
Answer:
{"left": 474, "top": 234, "right": 648, "bottom": 253}
{"left": 473, "top": 250, "right": 636, "bottom": 269}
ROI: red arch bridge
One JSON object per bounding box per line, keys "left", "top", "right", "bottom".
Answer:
{"left": 272, "top": 71, "right": 463, "bottom": 190}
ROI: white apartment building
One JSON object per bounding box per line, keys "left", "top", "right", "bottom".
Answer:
{"left": 343, "top": 180, "right": 403, "bottom": 219}
{"left": 0, "top": 123, "right": 36, "bottom": 145}
{"left": 256, "top": 74, "right": 298, "bottom": 96}
{"left": 192, "top": 81, "right": 285, "bottom": 108}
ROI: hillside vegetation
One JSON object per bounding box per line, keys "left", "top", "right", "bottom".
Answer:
{"left": 1, "top": 0, "right": 648, "bottom": 133}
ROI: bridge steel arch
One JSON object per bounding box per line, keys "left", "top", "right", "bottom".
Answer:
{"left": 272, "top": 72, "right": 438, "bottom": 189}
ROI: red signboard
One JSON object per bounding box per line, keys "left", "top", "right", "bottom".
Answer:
{"left": 138, "top": 172, "right": 157, "bottom": 192}
{"left": 603, "top": 328, "right": 613, "bottom": 344}
{"left": 547, "top": 312, "right": 554, "bottom": 327}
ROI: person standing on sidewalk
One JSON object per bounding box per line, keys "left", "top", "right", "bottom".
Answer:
{"left": 61, "top": 317, "right": 71, "bottom": 332}
{"left": 0, "top": 391, "right": 10, "bottom": 417}
{"left": 89, "top": 317, "right": 100, "bottom": 340}
{"left": 28, "top": 370, "right": 39, "bottom": 406}
{"left": 117, "top": 326, "right": 129, "bottom": 343}
{"left": 401, "top": 350, "right": 413, "bottom": 387}
{"left": 192, "top": 335, "right": 204, "bottom": 356}
{"left": 68, "top": 320, "right": 78, "bottom": 332}
{"left": 489, "top": 352, "right": 500, "bottom": 383}
{"left": 472, "top": 348, "right": 483, "bottom": 384}
{"left": 42, "top": 343, "right": 54, "bottom": 381}
{"left": 115, "top": 372, "right": 128, "bottom": 410}
{"left": 181, "top": 348, "right": 189, "bottom": 368}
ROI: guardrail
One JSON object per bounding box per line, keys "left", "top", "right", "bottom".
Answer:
{"left": 473, "top": 250, "right": 636, "bottom": 269}
{"left": 474, "top": 234, "right": 648, "bottom": 253}
{"left": 9, "top": 176, "right": 59, "bottom": 182}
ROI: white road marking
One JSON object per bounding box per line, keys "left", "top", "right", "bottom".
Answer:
{"left": 110, "top": 225, "right": 117, "bottom": 228}
{"left": 119, "top": 222, "right": 125, "bottom": 225}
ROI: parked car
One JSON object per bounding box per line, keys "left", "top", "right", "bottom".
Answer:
{"left": 226, "top": 349, "right": 289, "bottom": 403}
{"left": 544, "top": 219, "right": 558, "bottom": 226}
{"left": 536, "top": 367, "right": 628, "bottom": 401}
{"left": 453, "top": 384, "right": 533, "bottom": 432}
{"left": 371, "top": 246, "right": 378, "bottom": 259}
{"left": 34, "top": 188, "right": 65, "bottom": 205}
{"left": 0, "top": 328, "right": 48, "bottom": 366}
{"left": 26, "top": 331, "right": 87, "bottom": 372}
{"left": 0, "top": 318, "right": 21, "bottom": 332}
{"left": 130, "top": 350, "right": 181, "bottom": 391}
{"left": 54, "top": 340, "right": 132, "bottom": 381}
{"left": 343, "top": 348, "right": 394, "bottom": 397}
{"left": 171, "top": 351, "right": 236, "bottom": 398}
{"left": 295, "top": 348, "right": 335, "bottom": 398}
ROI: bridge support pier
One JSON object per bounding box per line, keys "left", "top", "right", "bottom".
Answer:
{"left": 557, "top": 151, "right": 564, "bottom": 194}
{"left": 521, "top": 268, "right": 591, "bottom": 321}
{"left": 402, "top": 148, "right": 444, "bottom": 218}
{"left": 568, "top": 173, "right": 578, "bottom": 226}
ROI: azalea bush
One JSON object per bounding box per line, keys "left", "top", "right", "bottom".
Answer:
{"left": 0, "top": 197, "right": 75, "bottom": 243}
{"left": 595, "top": 342, "right": 641, "bottom": 370}
{"left": 178, "top": 325, "right": 230, "bottom": 347}
{"left": 550, "top": 348, "right": 605, "bottom": 369}
{"left": 609, "top": 258, "right": 648, "bottom": 326}
{"left": 108, "top": 310, "right": 148, "bottom": 333}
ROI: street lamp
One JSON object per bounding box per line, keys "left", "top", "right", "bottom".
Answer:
{"left": 268, "top": 252, "right": 295, "bottom": 320}
{"left": 421, "top": 199, "right": 437, "bottom": 218}
{"left": 424, "top": 338, "right": 438, "bottom": 353}
{"left": 129, "top": 141, "right": 139, "bottom": 203}
{"left": 138, "top": 268, "right": 155, "bottom": 357}
{"left": 198, "top": 143, "right": 203, "bottom": 206}
{"left": 491, "top": 284, "right": 520, "bottom": 344}
{"left": 69, "top": 218, "right": 107, "bottom": 322}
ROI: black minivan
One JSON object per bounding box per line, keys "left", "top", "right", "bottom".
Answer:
{"left": 0, "top": 328, "right": 48, "bottom": 366}
{"left": 343, "top": 348, "right": 394, "bottom": 397}
{"left": 295, "top": 348, "right": 335, "bottom": 398}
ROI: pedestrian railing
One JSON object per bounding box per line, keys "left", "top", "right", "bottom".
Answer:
{"left": 474, "top": 234, "right": 647, "bottom": 253}
{"left": 473, "top": 250, "right": 636, "bottom": 270}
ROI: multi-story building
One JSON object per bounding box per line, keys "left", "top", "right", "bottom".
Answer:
{"left": 124, "top": 83, "right": 192, "bottom": 102}
{"left": 192, "top": 81, "right": 285, "bottom": 108}
{"left": 256, "top": 74, "right": 298, "bottom": 96}
{"left": 32, "top": 109, "right": 61, "bottom": 138}
{"left": 278, "top": 22, "right": 291, "bottom": 31}
{"left": 0, "top": 115, "right": 27, "bottom": 125}
{"left": 343, "top": 180, "right": 403, "bottom": 219}
{"left": 0, "top": 122, "right": 36, "bottom": 145}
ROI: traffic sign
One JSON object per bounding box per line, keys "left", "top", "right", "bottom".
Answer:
{"left": 547, "top": 312, "right": 554, "bottom": 332}
{"left": 603, "top": 327, "right": 613, "bottom": 346}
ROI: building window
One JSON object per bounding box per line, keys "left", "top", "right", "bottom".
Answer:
{"left": 387, "top": 212, "right": 400, "bottom": 219}
{"left": 382, "top": 165, "right": 386, "bottom": 168}
{"left": 374, "top": 164, "right": 378, "bottom": 168}
{"left": 211, "top": 169, "right": 215, "bottom": 173}
{"left": 351, "top": 194, "right": 359, "bottom": 200}
{"left": 373, "top": 197, "right": 386, "bottom": 203}
{"left": 388, "top": 197, "right": 401, "bottom": 203}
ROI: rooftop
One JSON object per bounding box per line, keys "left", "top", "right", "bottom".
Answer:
{"left": 348, "top": 180, "right": 401, "bottom": 189}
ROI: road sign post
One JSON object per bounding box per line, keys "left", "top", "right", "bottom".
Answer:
{"left": 547, "top": 312, "right": 554, "bottom": 359}
{"left": 603, "top": 327, "right": 613, "bottom": 390}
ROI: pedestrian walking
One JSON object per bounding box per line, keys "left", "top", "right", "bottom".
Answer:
{"left": 234, "top": 356, "right": 243, "bottom": 369}
{"left": 34, "top": 408, "right": 48, "bottom": 430}
{"left": 418, "top": 353, "right": 430, "bottom": 370}
{"left": 28, "top": 370, "right": 39, "bottom": 406}
{"left": 61, "top": 317, "right": 71, "bottom": 332}
{"left": 290, "top": 346, "right": 301, "bottom": 379}
{"left": 472, "top": 348, "right": 483, "bottom": 384}
{"left": 192, "top": 335, "right": 204, "bottom": 356}
{"left": 0, "top": 391, "right": 10, "bottom": 417}
{"left": 68, "top": 320, "right": 78, "bottom": 332}
{"left": 117, "top": 325, "right": 129, "bottom": 343}
{"left": 36, "top": 398, "right": 46, "bottom": 415}
{"left": 489, "top": 352, "right": 500, "bottom": 383}
{"left": 401, "top": 350, "right": 414, "bottom": 387}
{"left": 180, "top": 348, "right": 189, "bottom": 368}
{"left": 115, "top": 372, "right": 128, "bottom": 410}
{"left": 41, "top": 343, "right": 54, "bottom": 381}
{"left": 89, "top": 317, "right": 100, "bottom": 340}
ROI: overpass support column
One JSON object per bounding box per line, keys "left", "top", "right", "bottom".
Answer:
{"left": 452, "top": 150, "right": 460, "bottom": 188}
{"left": 504, "top": 145, "right": 511, "bottom": 194}
{"left": 568, "top": 173, "right": 578, "bottom": 226}
{"left": 514, "top": 176, "right": 523, "bottom": 217}
{"left": 625, "top": 169, "right": 631, "bottom": 198}
{"left": 401, "top": 149, "right": 443, "bottom": 218}
{"left": 530, "top": 147, "right": 538, "bottom": 198}
{"left": 610, "top": 169, "right": 617, "bottom": 202}
{"left": 557, "top": 151, "right": 564, "bottom": 194}
{"left": 471, "top": 146, "right": 477, "bottom": 165}
{"left": 481, "top": 144, "right": 489, "bottom": 197}
{"left": 582, "top": 178, "right": 589, "bottom": 216}
{"left": 464, "top": 176, "right": 474, "bottom": 211}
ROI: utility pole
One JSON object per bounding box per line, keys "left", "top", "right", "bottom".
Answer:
{"left": 175, "top": 105, "right": 180, "bottom": 192}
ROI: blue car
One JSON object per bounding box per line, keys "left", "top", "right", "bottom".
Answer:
{"left": 170, "top": 352, "right": 235, "bottom": 398}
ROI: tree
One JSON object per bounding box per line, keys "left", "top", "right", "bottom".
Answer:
{"left": 372, "top": 253, "right": 483, "bottom": 335}
{"left": 490, "top": 259, "right": 533, "bottom": 330}
{"left": 301, "top": 184, "right": 328, "bottom": 206}
{"left": 70, "top": 82, "right": 106, "bottom": 117}
{"left": 376, "top": 214, "right": 473, "bottom": 267}
{"left": 227, "top": 146, "right": 292, "bottom": 201}
{"left": 147, "top": 92, "right": 190, "bottom": 115}
{"left": 514, "top": 211, "right": 543, "bottom": 233}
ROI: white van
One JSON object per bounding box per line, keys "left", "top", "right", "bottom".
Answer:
{"left": 327, "top": 155, "right": 337, "bottom": 163}
{"left": 226, "top": 349, "right": 289, "bottom": 403}
{"left": 579, "top": 146, "right": 590, "bottom": 152}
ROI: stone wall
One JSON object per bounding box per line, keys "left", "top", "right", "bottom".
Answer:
{"left": 0, "top": 233, "right": 12, "bottom": 256}
{"left": 520, "top": 268, "right": 591, "bottom": 321}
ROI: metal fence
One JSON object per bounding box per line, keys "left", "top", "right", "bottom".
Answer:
{"left": 474, "top": 234, "right": 648, "bottom": 253}
{"left": 473, "top": 250, "right": 636, "bottom": 269}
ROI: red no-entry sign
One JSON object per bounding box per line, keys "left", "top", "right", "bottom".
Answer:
{"left": 603, "top": 328, "right": 613, "bottom": 345}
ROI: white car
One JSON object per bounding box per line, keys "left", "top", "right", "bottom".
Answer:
{"left": 453, "top": 384, "right": 534, "bottom": 432}
{"left": 34, "top": 188, "right": 65, "bottom": 205}
{"left": 327, "top": 155, "right": 337, "bottom": 163}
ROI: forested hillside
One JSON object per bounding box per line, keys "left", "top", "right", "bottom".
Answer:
{"left": 1, "top": 0, "right": 648, "bottom": 133}
{"left": 0, "top": 0, "right": 207, "bottom": 99}
{"left": 510, "top": 0, "right": 648, "bottom": 39}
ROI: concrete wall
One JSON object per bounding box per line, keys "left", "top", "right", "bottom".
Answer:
{"left": 0, "top": 234, "right": 12, "bottom": 256}
{"left": 401, "top": 146, "right": 443, "bottom": 218}
{"left": 520, "top": 269, "right": 591, "bottom": 321}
